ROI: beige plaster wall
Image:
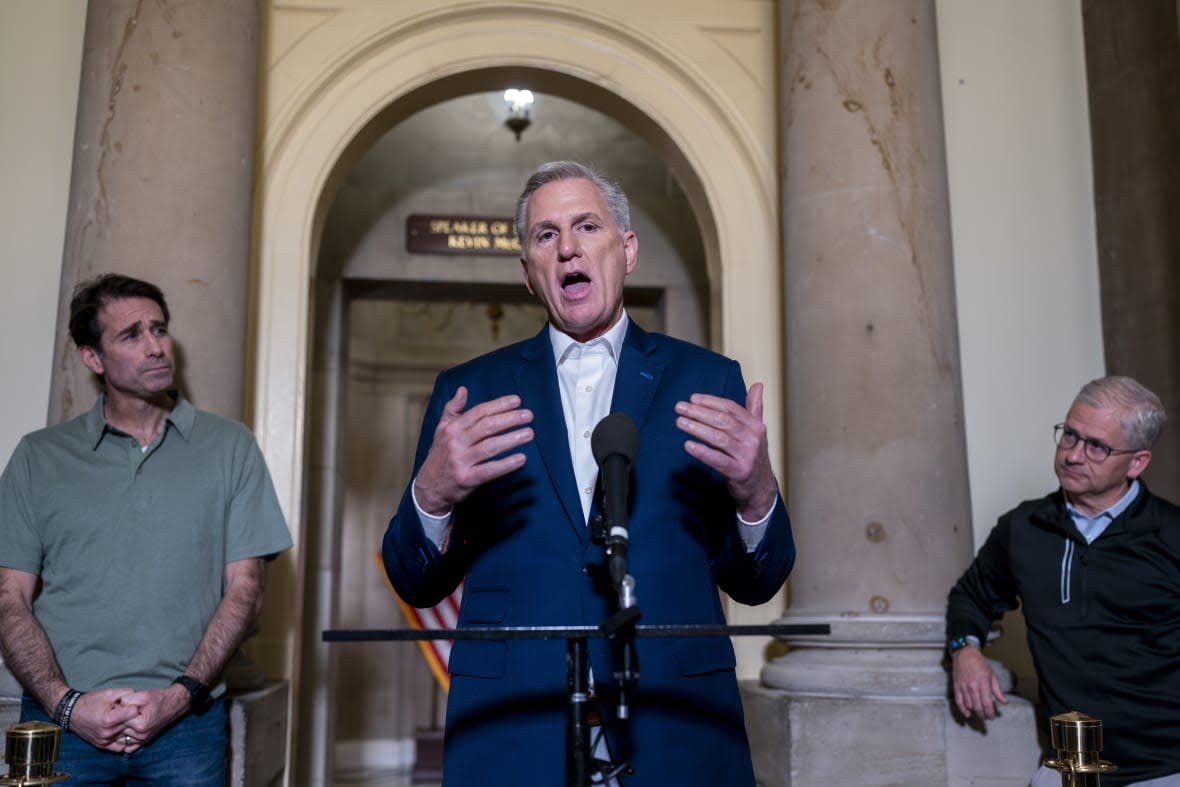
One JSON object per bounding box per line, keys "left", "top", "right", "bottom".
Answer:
{"left": 936, "top": 0, "right": 1104, "bottom": 552}
{"left": 0, "top": 1, "right": 85, "bottom": 462}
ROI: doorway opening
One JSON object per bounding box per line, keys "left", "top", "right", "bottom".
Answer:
{"left": 304, "top": 87, "right": 708, "bottom": 780}
{"left": 333, "top": 289, "right": 662, "bottom": 777}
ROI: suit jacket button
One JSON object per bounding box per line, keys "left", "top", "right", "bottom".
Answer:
{"left": 582, "top": 563, "right": 593, "bottom": 576}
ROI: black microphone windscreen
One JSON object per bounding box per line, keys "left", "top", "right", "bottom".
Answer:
{"left": 591, "top": 413, "right": 639, "bottom": 467}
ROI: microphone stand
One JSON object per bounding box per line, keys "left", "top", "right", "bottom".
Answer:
{"left": 587, "top": 413, "right": 642, "bottom": 783}
{"left": 324, "top": 621, "right": 833, "bottom": 787}
{"left": 605, "top": 557, "right": 640, "bottom": 722}
{"left": 591, "top": 514, "right": 640, "bottom": 784}
{"left": 567, "top": 634, "right": 592, "bottom": 786}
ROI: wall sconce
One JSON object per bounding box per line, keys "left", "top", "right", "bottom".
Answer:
{"left": 503, "top": 88, "right": 534, "bottom": 142}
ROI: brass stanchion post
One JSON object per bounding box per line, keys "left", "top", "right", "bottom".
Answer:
{"left": 1042, "top": 711, "right": 1117, "bottom": 787}
{"left": 1, "top": 721, "right": 68, "bottom": 785}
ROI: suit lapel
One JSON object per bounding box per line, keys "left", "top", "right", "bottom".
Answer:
{"left": 585, "top": 321, "right": 663, "bottom": 529}
{"left": 610, "top": 321, "right": 664, "bottom": 431}
{"left": 515, "top": 330, "right": 585, "bottom": 540}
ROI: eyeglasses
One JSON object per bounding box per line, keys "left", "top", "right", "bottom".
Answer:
{"left": 1053, "top": 423, "right": 1138, "bottom": 463}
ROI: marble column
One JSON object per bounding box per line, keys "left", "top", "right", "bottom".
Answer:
{"left": 742, "top": 2, "right": 1038, "bottom": 784}
{"left": 6, "top": 0, "right": 276, "bottom": 763}
{"left": 47, "top": 0, "right": 259, "bottom": 424}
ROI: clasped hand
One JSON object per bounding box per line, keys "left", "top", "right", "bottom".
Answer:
{"left": 67, "top": 685, "right": 189, "bottom": 753}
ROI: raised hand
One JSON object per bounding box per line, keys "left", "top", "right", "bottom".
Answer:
{"left": 414, "top": 386, "right": 535, "bottom": 515}
{"left": 674, "top": 382, "right": 778, "bottom": 520}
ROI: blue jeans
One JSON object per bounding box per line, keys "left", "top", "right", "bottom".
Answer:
{"left": 21, "top": 694, "right": 227, "bottom": 786}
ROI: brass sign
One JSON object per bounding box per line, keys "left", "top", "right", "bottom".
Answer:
{"left": 407, "top": 215, "right": 521, "bottom": 256}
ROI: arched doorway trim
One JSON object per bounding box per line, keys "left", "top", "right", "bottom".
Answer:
{"left": 253, "top": 5, "right": 782, "bottom": 781}
{"left": 256, "top": 2, "right": 780, "bottom": 546}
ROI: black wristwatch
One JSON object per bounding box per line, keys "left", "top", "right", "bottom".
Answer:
{"left": 947, "top": 635, "right": 974, "bottom": 656}
{"left": 172, "top": 675, "right": 213, "bottom": 714}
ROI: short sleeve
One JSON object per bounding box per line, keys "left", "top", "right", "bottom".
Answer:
{"left": 224, "top": 428, "right": 292, "bottom": 563}
{"left": 0, "top": 439, "right": 46, "bottom": 573}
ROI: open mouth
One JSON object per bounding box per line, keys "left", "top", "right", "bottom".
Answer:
{"left": 561, "top": 271, "right": 591, "bottom": 298}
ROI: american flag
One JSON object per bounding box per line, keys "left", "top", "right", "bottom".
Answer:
{"left": 378, "top": 552, "right": 462, "bottom": 691}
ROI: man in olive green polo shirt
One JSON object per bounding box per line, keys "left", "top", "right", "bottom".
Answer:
{"left": 0, "top": 273, "right": 291, "bottom": 785}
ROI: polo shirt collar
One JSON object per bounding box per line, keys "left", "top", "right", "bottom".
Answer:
{"left": 167, "top": 394, "right": 195, "bottom": 440}
{"left": 84, "top": 396, "right": 107, "bottom": 449}
{"left": 85, "top": 391, "right": 193, "bottom": 449}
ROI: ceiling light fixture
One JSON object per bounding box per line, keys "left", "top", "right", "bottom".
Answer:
{"left": 503, "top": 88, "right": 534, "bottom": 142}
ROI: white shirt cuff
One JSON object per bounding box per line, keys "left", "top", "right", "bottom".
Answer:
{"left": 736, "top": 494, "right": 777, "bottom": 552}
{"left": 412, "top": 478, "right": 453, "bottom": 552}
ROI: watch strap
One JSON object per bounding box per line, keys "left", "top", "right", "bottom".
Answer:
{"left": 947, "top": 635, "right": 974, "bottom": 655}
{"left": 172, "top": 675, "right": 213, "bottom": 713}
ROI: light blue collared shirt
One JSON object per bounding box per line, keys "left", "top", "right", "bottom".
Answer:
{"left": 1057, "top": 480, "right": 1140, "bottom": 605}
{"left": 1065, "top": 479, "right": 1140, "bottom": 544}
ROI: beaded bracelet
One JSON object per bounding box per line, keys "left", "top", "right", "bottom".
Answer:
{"left": 58, "top": 690, "right": 83, "bottom": 732}
{"left": 52, "top": 689, "right": 77, "bottom": 725}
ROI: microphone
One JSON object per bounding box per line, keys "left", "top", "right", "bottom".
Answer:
{"left": 592, "top": 413, "right": 641, "bottom": 722}
{"left": 592, "top": 413, "right": 639, "bottom": 591}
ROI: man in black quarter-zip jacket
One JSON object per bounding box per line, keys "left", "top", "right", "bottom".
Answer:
{"left": 947, "top": 375, "right": 1180, "bottom": 787}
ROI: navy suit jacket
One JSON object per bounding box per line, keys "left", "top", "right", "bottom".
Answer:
{"left": 383, "top": 321, "right": 795, "bottom": 786}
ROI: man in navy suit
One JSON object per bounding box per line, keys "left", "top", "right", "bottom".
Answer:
{"left": 382, "top": 161, "right": 795, "bottom": 785}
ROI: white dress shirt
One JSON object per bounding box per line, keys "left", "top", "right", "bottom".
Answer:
{"left": 413, "top": 311, "right": 773, "bottom": 549}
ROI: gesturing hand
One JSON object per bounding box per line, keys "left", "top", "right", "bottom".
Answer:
{"left": 414, "top": 386, "right": 535, "bottom": 515}
{"left": 674, "top": 382, "right": 778, "bottom": 520}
